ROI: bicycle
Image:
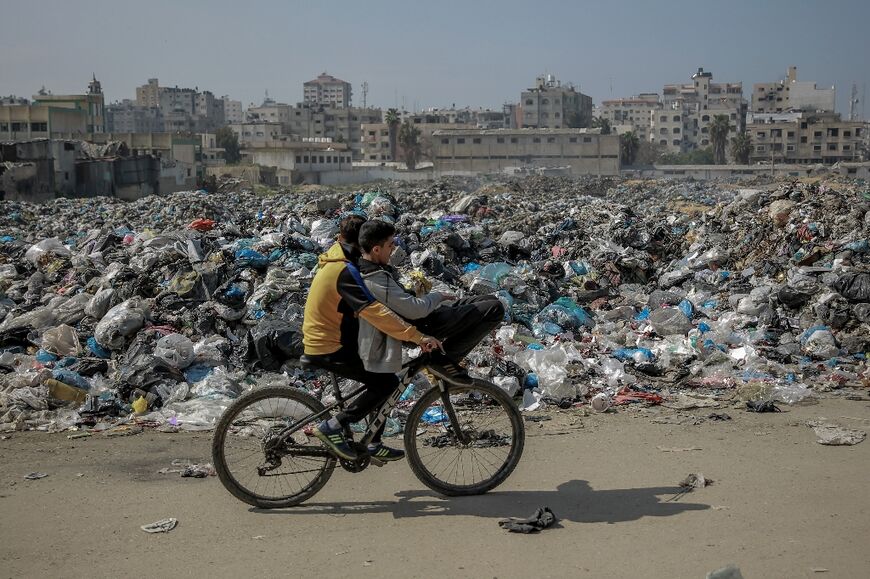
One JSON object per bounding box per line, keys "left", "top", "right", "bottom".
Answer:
{"left": 212, "top": 353, "right": 525, "bottom": 508}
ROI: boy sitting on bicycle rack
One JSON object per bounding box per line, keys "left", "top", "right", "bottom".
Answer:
{"left": 302, "top": 215, "right": 442, "bottom": 463}
{"left": 355, "top": 220, "right": 505, "bottom": 386}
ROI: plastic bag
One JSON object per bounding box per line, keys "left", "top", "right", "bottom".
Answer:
{"left": 649, "top": 307, "right": 692, "bottom": 336}
{"left": 85, "top": 288, "right": 116, "bottom": 320}
{"left": 153, "top": 334, "right": 195, "bottom": 369}
{"left": 41, "top": 324, "right": 80, "bottom": 356}
{"left": 93, "top": 298, "right": 150, "bottom": 350}
{"left": 24, "top": 238, "right": 71, "bottom": 265}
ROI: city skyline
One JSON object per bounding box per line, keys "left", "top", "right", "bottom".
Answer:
{"left": 1, "top": 0, "right": 869, "bottom": 116}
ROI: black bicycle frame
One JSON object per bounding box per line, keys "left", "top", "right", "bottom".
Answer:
{"left": 272, "top": 357, "right": 469, "bottom": 456}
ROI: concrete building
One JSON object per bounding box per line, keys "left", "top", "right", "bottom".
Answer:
{"left": 229, "top": 121, "right": 289, "bottom": 147}
{"left": 747, "top": 112, "right": 867, "bottom": 165}
{"left": 360, "top": 120, "right": 475, "bottom": 162}
{"left": 0, "top": 96, "right": 29, "bottom": 106}
{"left": 599, "top": 93, "right": 661, "bottom": 139}
{"left": 652, "top": 68, "right": 745, "bottom": 154}
{"left": 752, "top": 66, "right": 836, "bottom": 114}
{"left": 243, "top": 140, "right": 352, "bottom": 185}
{"left": 0, "top": 77, "right": 106, "bottom": 139}
{"left": 135, "top": 79, "right": 228, "bottom": 132}
{"left": 520, "top": 74, "right": 593, "bottom": 129}
{"left": 304, "top": 73, "right": 352, "bottom": 108}
{"left": 135, "top": 79, "right": 161, "bottom": 108}
{"left": 106, "top": 100, "right": 162, "bottom": 133}
{"left": 431, "top": 128, "right": 619, "bottom": 175}
{"left": 221, "top": 96, "right": 244, "bottom": 124}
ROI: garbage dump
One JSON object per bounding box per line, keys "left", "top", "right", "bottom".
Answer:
{"left": 1, "top": 176, "right": 868, "bottom": 434}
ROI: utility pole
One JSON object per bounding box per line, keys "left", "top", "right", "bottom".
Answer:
{"left": 361, "top": 82, "right": 369, "bottom": 109}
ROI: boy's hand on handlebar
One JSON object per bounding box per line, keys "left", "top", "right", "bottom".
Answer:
{"left": 419, "top": 336, "right": 444, "bottom": 353}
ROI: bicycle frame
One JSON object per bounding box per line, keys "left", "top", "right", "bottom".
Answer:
{"left": 271, "top": 357, "right": 469, "bottom": 458}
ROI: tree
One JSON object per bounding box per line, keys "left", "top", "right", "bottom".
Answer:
{"left": 385, "top": 108, "right": 400, "bottom": 161}
{"left": 591, "top": 117, "right": 612, "bottom": 135}
{"left": 730, "top": 131, "right": 751, "bottom": 164}
{"left": 710, "top": 114, "right": 731, "bottom": 164}
{"left": 398, "top": 120, "right": 422, "bottom": 170}
{"left": 215, "top": 126, "right": 241, "bottom": 164}
{"left": 566, "top": 110, "right": 588, "bottom": 129}
{"left": 620, "top": 131, "right": 640, "bottom": 166}
{"left": 636, "top": 140, "right": 664, "bottom": 165}
{"left": 660, "top": 147, "right": 714, "bottom": 165}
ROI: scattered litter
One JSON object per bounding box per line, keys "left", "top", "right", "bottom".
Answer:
{"left": 498, "top": 506, "right": 557, "bottom": 533}
{"left": 809, "top": 421, "right": 866, "bottom": 446}
{"left": 23, "top": 472, "right": 48, "bottom": 480}
{"left": 657, "top": 446, "right": 703, "bottom": 452}
{"left": 140, "top": 518, "right": 178, "bottom": 533}
{"left": 746, "top": 400, "right": 781, "bottom": 413}
{"left": 706, "top": 565, "right": 744, "bottom": 579}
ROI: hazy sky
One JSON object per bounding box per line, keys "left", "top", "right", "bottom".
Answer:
{"left": 2, "top": 0, "right": 868, "bottom": 116}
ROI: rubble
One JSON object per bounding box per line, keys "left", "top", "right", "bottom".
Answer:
{"left": 1, "top": 175, "right": 868, "bottom": 433}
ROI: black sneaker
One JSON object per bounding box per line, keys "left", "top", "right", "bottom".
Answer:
{"left": 427, "top": 357, "right": 475, "bottom": 386}
{"left": 312, "top": 422, "right": 359, "bottom": 461}
{"left": 367, "top": 443, "right": 405, "bottom": 462}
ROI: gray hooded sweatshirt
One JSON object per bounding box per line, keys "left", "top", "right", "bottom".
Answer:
{"left": 357, "top": 259, "right": 446, "bottom": 373}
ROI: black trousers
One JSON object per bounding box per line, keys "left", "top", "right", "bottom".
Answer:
{"left": 415, "top": 295, "right": 505, "bottom": 362}
{"left": 305, "top": 347, "right": 399, "bottom": 442}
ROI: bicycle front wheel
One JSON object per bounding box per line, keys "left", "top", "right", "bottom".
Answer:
{"left": 212, "top": 386, "right": 336, "bottom": 508}
{"left": 404, "top": 379, "right": 524, "bottom": 496}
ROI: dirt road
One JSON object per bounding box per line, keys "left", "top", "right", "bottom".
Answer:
{"left": 2, "top": 398, "right": 869, "bottom": 578}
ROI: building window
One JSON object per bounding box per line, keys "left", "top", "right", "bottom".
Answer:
{"left": 533, "top": 137, "right": 541, "bottom": 143}
{"left": 547, "top": 137, "right": 555, "bottom": 143}
{"left": 701, "top": 115, "right": 710, "bottom": 122}
{"left": 497, "top": 137, "right": 505, "bottom": 143}
{"left": 757, "top": 131, "right": 766, "bottom": 138}
{"left": 659, "top": 116, "right": 667, "bottom": 122}
{"left": 542, "top": 98, "right": 549, "bottom": 105}
{"left": 327, "top": 156, "right": 332, "bottom": 163}
{"left": 303, "top": 156, "right": 309, "bottom": 163}
{"left": 672, "top": 128, "right": 680, "bottom": 134}
{"left": 814, "top": 131, "right": 822, "bottom": 138}
{"left": 319, "top": 156, "right": 324, "bottom": 163}
{"left": 827, "top": 143, "right": 837, "bottom": 151}
{"left": 569, "top": 137, "right": 577, "bottom": 143}
{"left": 813, "top": 145, "right": 822, "bottom": 151}
{"left": 843, "top": 145, "right": 851, "bottom": 151}
{"left": 673, "top": 139, "right": 680, "bottom": 146}
{"left": 473, "top": 138, "right": 481, "bottom": 144}
{"left": 457, "top": 138, "right": 465, "bottom": 144}
{"left": 787, "top": 131, "right": 795, "bottom": 138}
{"left": 787, "top": 145, "right": 795, "bottom": 152}
{"left": 30, "top": 122, "right": 47, "bottom": 132}
{"left": 510, "top": 137, "right": 518, "bottom": 144}
{"left": 844, "top": 130, "right": 852, "bottom": 137}
{"left": 672, "top": 115, "right": 680, "bottom": 122}
{"left": 583, "top": 137, "right": 592, "bottom": 143}
{"left": 0, "top": 123, "right": 7, "bottom": 131}
{"left": 525, "top": 99, "right": 533, "bottom": 106}
{"left": 11, "top": 122, "right": 23, "bottom": 131}
{"left": 554, "top": 112, "right": 560, "bottom": 118}
{"left": 660, "top": 128, "right": 667, "bottom": 135}
{"left": 441, "top": 138, "right": 449, "bottom": 144}
{"left": 660, "top": 140, "right": 667, "bottom": 146}
{"left": 756, "top": 145, "right": 766, "bottom": 152}
{"left": 368, "top": 131, "right": 375, "bottom": 136}
{"left": 296, "top": 155, "right": 302, "bottom": 163}
{"left": 701, "top": 139, "right": 709, "bottom": 145}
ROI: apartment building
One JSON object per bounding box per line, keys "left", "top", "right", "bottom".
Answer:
{"left": 431, "top": 128, "right": 619, "bottom": 175}
{"left": 747, "top": 112, "right": 866, "bottom": 164}
{"left": 360, "top": 120, "right": 475, "bottom": 162}
{"left": 221, "top": 96, "right": 244, "bottom": 124}
{"left": 752, "top": 66, "right": 835, "bottom": 114}
{"left": 0, "top": 77, "right": 105, "bottom": 139}
{"left": 598, "top": 93, "right": 661, "bottom": 139}
{"left": 106, "top": 100, "right": 162, "bottom": 133}
{"left": 520, "top": 74, "right": 593, "bottom": 129}
{"left": 649, "top": 68, "right": 746, "bottom": 154}
{"left": 303, "top": 73, "right": 352, "bottom": 108}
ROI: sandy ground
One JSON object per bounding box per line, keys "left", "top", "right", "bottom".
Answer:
{"left": 1, "top": 397, "right": 869, "bottom": 579}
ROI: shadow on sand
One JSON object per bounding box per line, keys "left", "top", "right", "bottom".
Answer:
{"left": 251, "top": 479, "right": 709, "bottom": 524}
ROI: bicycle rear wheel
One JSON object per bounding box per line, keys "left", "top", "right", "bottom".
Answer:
{"left": 212, "top": 386, "right": 335, "bottom": 508}
{"left": 404, "top": 379, "right": 524, "bottom": 496}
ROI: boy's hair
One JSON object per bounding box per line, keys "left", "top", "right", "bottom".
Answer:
{"left": 359, "top": 220, "right": 396, "bottom": 253}
{"left": 339, "top": 214, "right": 367, "bottom": 246}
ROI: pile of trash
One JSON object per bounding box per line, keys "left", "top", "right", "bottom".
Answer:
{"left": 1, "top": 176, "right": 868, "bottom": 433}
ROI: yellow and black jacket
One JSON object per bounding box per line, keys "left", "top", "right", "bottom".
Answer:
{"left": 302, "top": 242, "right": 424, "bottom": 356}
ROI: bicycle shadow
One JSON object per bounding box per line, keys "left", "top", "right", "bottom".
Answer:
{"left": 251, "top": 479, "right": 710, "bottom": 524}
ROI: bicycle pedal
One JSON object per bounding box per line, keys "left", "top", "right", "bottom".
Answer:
{"left": 369, "top": 456, "right": 386, "bottom": 467}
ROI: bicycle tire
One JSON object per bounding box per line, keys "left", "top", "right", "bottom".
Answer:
{"left": 212, "top": 385, "right": 336, "bottom": 508}
{"left": 404, "top": 378, "right": 524, "bottom": 496}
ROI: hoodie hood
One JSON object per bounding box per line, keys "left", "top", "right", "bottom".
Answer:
{"left": 318, "top": 242, "right": 358, "bottom": 267}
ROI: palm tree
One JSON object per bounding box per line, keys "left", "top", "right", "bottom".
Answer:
{"left": 710, "top": 115, "right": 731, "bottom": 164}
{"left": 620, "top": 131, "right": 640, "bottom": 166}
{"left": 385, "top": 108, "right": 400, "bottom": 161}
{"left": 398, "top": 120, "right": 422, "bottom": 170}
{"left": 730, "top": 131, "right": 751, "bottom": 164}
